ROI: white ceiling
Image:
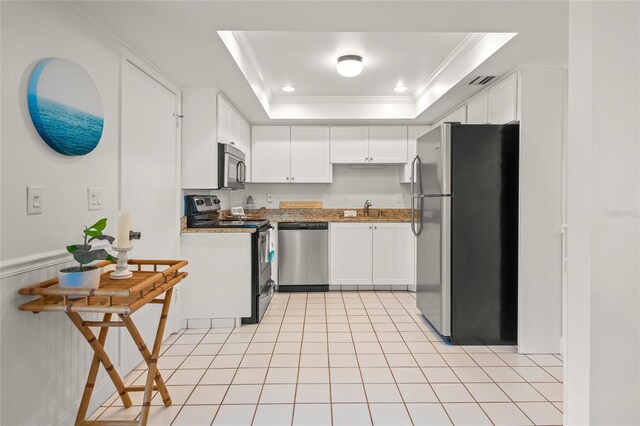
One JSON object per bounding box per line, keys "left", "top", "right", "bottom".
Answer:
{"left": 70, "top": 1, "right": 568, "bottom": 124}
{"left": 243, "top": 31, "right": 467, "bottom": 97}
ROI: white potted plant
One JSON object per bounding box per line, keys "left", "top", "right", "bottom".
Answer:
{"left": 59, "top": 218, "right": 117, "bottom": 289}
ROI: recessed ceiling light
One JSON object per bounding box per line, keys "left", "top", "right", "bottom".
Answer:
{"left": 393, "top": 84, "right": 409, "bottom": 93}
{"left": 336, "top": 55, "right": 364, "bottom": 78}
{"left": 282, "top": 85, "right": 296, "bottom": 92}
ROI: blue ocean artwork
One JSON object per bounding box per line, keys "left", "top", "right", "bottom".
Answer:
{"left": 27, "top": 58, "right": 104, "bottom": 156}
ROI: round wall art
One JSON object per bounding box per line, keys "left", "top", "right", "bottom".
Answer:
{"left": 27, "top": 58, "right": 104, "bottom": 156}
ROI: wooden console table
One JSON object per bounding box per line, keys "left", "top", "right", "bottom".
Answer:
{"left": 18, "top": 259, "right": 188, "bottom": 426}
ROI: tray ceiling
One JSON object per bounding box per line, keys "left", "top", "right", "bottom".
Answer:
{"left": 219, "top": 30, "right": 516, "bottom": 120}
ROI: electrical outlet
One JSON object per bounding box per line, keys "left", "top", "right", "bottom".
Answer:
{"left": 396, "top": 193, "right": 404, "bottom": 203}
{"left": 27, "top": 186, "right": 43, "bottom": 215}
{"left": 267, "top": 193, "right": 274, "bottom": 203}
{"left": 87, "top": 187, "right": 103, "bottom": 210}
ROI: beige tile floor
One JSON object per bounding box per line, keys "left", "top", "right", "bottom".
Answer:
{"left": 91, "top": 291, "right": 563, "bottom": 425}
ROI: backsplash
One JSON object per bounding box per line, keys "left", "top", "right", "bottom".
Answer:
{"left": 215, "top": 165, "right": 411, "bottom": 210}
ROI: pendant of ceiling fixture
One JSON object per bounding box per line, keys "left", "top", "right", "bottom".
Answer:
{"left": 336, "top": 55, "right": 364, "bottom": 77}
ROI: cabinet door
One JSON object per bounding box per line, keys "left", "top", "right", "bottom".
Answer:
{"left": 330, "top": 223, "right": 372, "bottom": 285}
{"left": 182, "top": 90, "right": 218, "bottom": 188}
{"left": 239, "top": 118, "right": 252, "bottom": 182}
{"left": 330, "top": 126, "right": 368, "bottom": 163}
{"left": 403, "top": 125, "right": 432, "bottom": 183}
{"left": 368, "top": 126, "right": 408, "bottom": 164}
{"left": 444, "top": 104, "right": 467, "bottom": 124}
{"left": 466, "top": 93, "right": 488, "bottom": 124}
{"left": 488, "top": 73, "right": 518, "bottom": 124}
{"left": 181, "top": 233, "right": 252, "bottom": 319}
{"left": 290, "top": 126, "right": 332, "bottom": 183}
{"left": 216, "top": 95, "right": 231, "bottom": 144}
{"left": 372, "top": 223, "right": 415, "bottom": 287}
{"left": 251, "top": 126, "right": 290, "bottom": 183}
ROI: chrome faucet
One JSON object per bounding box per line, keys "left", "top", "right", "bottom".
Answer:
{"left": 364, "top": 200, "right": 372, "bottom": 217}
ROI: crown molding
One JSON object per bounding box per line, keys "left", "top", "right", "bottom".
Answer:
{"left": 413, "top": 33, "right": 486, "bottom": 100}
{"left": 217, "top": 30, "right": 272, "bottom": 113}
{"left": 218, "top": 30, "right": 517, "bottom": 120}
{"left": 271, "top": 95, "right": 416, "bottom": 105}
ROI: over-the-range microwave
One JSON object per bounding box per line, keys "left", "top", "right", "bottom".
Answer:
{"left": 218, "top": 143, "right": 246, "bottom": 190}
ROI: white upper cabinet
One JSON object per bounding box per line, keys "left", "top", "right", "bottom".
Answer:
{"left": 372, "top": 223, "right": 414, "bottom": 287}
{"left": 251, "top": 126, "right": 290, "bottom": 183}
{"left": 488, "top": 73, "right": 519, "bottom": 124}
{"left": 331, "top": 126, "right": 407, "bottom": 164}
{"left": 368, "top": 126, "right": 408, "bottom": 164}
{"left": 402, "top": 125, "right": 432, "bottom": 183}
{"left": 218, "top": 94, "right": 251, "bottom": 181}
{"left": 330, "top": 126, "right": 369, "bottom": 163}
{"left": 290, "top": 126, "right": 332, "bottom": 183}
{"left": 444, "top": 104, "right": 467, "bottom": 124}
{"left": 466, "top": 92, "right": 489, "bottom": 124}
{"left": 181, "top": 90, "right": 218, "bottom": 189}
{"left": 251, "top": 125, "right": 332, "bottom": 183}
{"left": 181, "top": 91, "right": 251, "bottom": 188}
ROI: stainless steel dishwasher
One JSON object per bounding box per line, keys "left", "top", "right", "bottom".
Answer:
{"left": 278, "top": 222, "right": 329, "bottom": 292}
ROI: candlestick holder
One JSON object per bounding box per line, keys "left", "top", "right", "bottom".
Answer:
{"left": 110, "top": 245, "right": 133, "bottom": 280}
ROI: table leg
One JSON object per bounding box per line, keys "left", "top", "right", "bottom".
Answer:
{"left": 66, "top": 312, "right": 133, "bottom": 420}
{"left": 120, "top": 288, "right": 175, "bottom": 425}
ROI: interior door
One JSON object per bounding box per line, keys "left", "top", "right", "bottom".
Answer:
{"left": 120, "top": 60, "right": 179, "bottom": 372}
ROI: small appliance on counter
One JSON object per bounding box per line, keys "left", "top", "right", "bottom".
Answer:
{"left": 185, "top": 194, "right": 273, "bottom": 323}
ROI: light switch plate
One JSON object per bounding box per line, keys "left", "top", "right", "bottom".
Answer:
{"left": 87, "top": 187, "right": 103, "bottom": 210}
{"left": 27, "top": 186, "right": 43, "bottom": 215}
{"left": 267, "top": 193, "right": 274, "bottom": 203}
{"left": 396, "top": 193, "right": 404, "bottom": 203}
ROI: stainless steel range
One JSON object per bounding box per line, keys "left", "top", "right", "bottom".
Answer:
{"left": 185, "top": 194, "right": 274, "bottom": 324}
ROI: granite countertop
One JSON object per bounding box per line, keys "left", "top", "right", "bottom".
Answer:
{"left": 180, "top": 208, "right": 411, "bottom": 234}
{"left": 180, "top": 217, "right": 256, "bottom": 234}
{"left": 262, "top": 208, "right": 411, "bottom": 223}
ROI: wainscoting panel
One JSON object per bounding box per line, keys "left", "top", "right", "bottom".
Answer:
{"left": 1, "top": 259, "right": 120, "bottom": 426}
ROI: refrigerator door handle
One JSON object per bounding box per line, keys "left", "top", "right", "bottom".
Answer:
{"left": 411, "top": 156, "right": 424, "bottom": 237}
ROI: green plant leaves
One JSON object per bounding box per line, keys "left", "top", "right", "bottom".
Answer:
{"left": 83, "top": 229, "right": 102, "bottom": 238}
{"left": 72, "top": 248, "right": 117, "bottom": 265}
{"left": 90, "top": 218, "right": 108, "bottom": 232}
{"left": 88, "top": 234, "right": 115, "bottom": 244}
{"left": 69, "top": 218, "right": 117, "bottom": 266}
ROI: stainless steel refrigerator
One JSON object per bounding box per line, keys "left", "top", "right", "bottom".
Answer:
{"left": 411, "top": 122, "right": 519, "bottom": 345}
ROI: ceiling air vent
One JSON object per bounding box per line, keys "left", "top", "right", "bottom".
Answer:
{"left": 468, "top": 76, "right": 496, "bottom": 86}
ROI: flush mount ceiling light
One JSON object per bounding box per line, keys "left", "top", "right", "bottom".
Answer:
{"left": 282, "top": 85, "right": 296, "bottom": 92}
{"left": 393, "top": 84, "right": 409, "bottom": 93}
{"left": 336, "top": 55, "right": 364, "bottom": 77}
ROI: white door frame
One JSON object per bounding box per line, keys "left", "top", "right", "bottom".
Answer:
{"left": 118, "top": 46, "right": 182, "bottom": 341}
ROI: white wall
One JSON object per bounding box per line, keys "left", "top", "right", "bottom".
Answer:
{"left": 517, "top": 67, "right": 565, "bottom": 354}
{"left": 566, "top": 2, "right": 640, "bottom": 424}
{"left": 219, "top": 165, "right": 412, "bottom": 210}
{"left": 1, "top": 2, "right": 122, "bottom": 424}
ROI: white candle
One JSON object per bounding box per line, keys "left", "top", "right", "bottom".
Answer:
{"left": 116, "top": 211, "right": 131, "bottom": 248}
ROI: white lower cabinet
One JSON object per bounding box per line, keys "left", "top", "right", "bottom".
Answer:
{"left": 181, "top": 233, "right": 252, "bottom": 321}
{"left": 330, "top": 222, "right": 414, "bottom": 288}
{"left": 372, "top": 223, "right": 414, "bottom": 286}
{"left": 329, "top": 223, "right": 373, "bottom": 285}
